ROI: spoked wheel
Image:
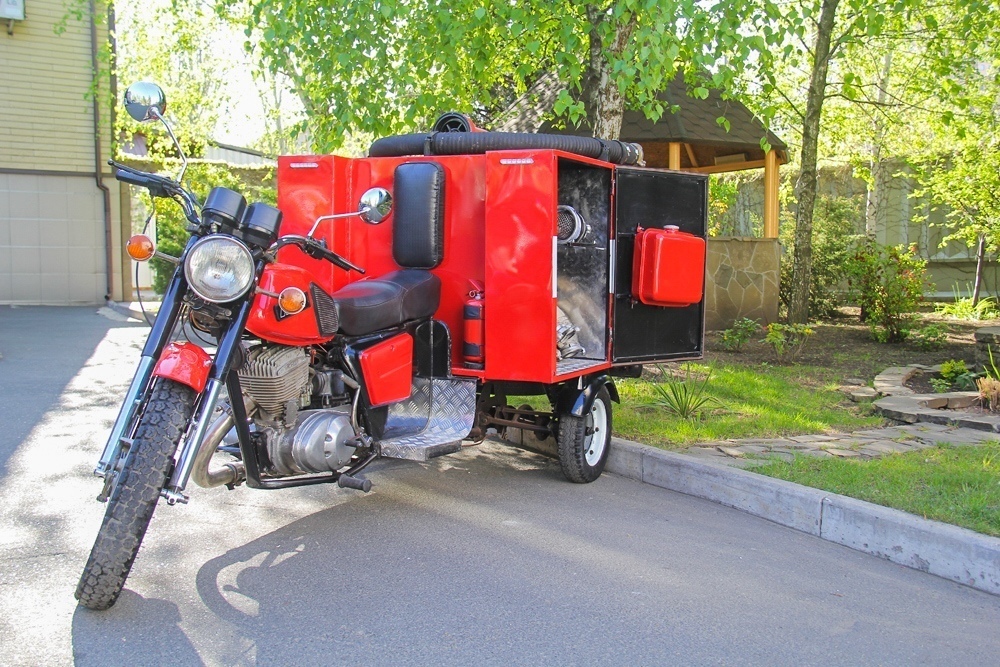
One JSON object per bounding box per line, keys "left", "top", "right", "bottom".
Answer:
{"left": 76, "top": 379, "right": 196, "bottom": 610}
{"left": 556, "top": 386, "right": 612, "bottom": 483}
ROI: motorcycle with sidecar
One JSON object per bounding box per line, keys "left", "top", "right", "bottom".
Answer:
{"left": 76, "top": 82, "right": 708, "bottom": 610}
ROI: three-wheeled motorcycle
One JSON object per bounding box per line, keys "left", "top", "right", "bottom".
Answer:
{"left": 77, "top": 83, "right": 708, "bottom": 610}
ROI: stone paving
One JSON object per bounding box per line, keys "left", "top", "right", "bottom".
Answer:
{"left": 681, "top": 362, "right": 1000, "bottom": 468}
{"left": 680, "top": 422, "right": 999, "bottom": 469}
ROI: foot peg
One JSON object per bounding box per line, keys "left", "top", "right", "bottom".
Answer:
{"left": 338, "top": 474, "right": 372, "bottom": 493}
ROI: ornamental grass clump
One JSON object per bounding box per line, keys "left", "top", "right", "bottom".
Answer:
{"left": 642, "top": 365, "right": 720, "bottom": 420}
{"left": 977, "top": 376, "right": 1000, "bottom": 412}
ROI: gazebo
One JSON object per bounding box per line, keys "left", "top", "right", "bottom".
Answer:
{"left": 498, "top": 73, "right": 788, "bottom": 328}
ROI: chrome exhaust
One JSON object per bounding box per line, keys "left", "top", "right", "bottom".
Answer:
{"left": 191, "top": 396, "right": 257, "bottom": 489}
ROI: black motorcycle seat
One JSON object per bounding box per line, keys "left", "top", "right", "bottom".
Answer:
{"left": 333, "top": 269, "right": 441, "bottom": 336}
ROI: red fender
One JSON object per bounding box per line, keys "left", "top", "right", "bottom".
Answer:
{"left": 153, "top": 342, "right": 213, "bottom": 393}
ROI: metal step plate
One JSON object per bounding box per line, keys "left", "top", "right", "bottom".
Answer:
{"left": 378, "top": 377, "right": 477, "bottom": 461}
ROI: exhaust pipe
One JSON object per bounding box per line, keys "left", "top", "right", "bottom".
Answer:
{"left": 191, "top": 396, "right": 257, "bottom": 489}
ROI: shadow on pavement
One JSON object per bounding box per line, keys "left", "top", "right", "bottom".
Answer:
{"left": 0, "top": 306, "right": 142, "bottom": 475}
{"left": 71, "top": 590, "right": 203, "bottom": 666}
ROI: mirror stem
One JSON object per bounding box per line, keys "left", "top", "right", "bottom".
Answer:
{"left": 150, "top": 108, "right": 188, "bottom": 184}
{"left": 307, "top": 211, "right": 361, "bottom": 238}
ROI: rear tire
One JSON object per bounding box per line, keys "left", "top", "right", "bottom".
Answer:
{"left": 557, "top": 387, "right": 611, "bottom": 483}
{"left": 76, "top": 379, "right": 196, "bottom": 610}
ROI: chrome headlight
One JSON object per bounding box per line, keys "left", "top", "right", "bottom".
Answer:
{"left": 184, "top": 236, "right": 255, "bottom": 303}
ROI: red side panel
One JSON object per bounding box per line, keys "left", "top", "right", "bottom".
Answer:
{"left": 359, "top": 333, "right": 414, "bottom": 407}
{"left": 153, "top": 342, "right": 212, "bottom": 393}
{"left": 631, "top": 227, "right": 706, "bottom": 307}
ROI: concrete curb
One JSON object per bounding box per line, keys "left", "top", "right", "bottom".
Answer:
{"left": 604, "top": 436, "right": 1000, "bottom": 596}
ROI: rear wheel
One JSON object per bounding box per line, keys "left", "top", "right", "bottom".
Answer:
{"left": 76, "top": 379, "right": 196, "bottom": 610}
{"left": 557, "top": 387, "right": 611, "bottom": 483}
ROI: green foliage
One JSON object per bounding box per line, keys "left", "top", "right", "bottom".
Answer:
{"left": 146, "top": 163, "right": 275, "bottom": 293}
{"left": 929, "top": 377, "right": 952, "bottom": 393}
{"left": 763, "top": 323, "right": 814, "bottom": 361}
{"left": 908, "top": 324, "right": 947, "bottom": 351}
{"left": 720, "top": 318, "right": 760, "bottom": 352}
{"left": 640, "top": 365, "right": 720, "bottom": 420}
{"left": 779, "top": 195, "right": 861, "bottom": 319}
{"left": 227, "top": 0, "right": 792, "bottom": 148}
{"left": 939, "top": 359, "right": 968, "bottom": 385}
{"left": 844, "top": 239, "right": 930, "bottom": 343}
{"left": 934, "top": 288, "right": 1000, "bottom": 321}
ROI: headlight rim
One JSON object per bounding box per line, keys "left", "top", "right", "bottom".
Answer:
{"left": 184, "top": 235, "right": 255, "bottom": 304}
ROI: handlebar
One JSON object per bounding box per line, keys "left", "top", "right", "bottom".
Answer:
{"left": 110, "top": 159, "right": 199, "bottom": 223}
{"left": 271, "top": 236, "right": 366, "bottom": 274}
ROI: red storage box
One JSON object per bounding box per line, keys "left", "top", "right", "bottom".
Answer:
{"left": 631, "top": 226, "right": 706, "bottom": 307}
{"left": 359, "top": 332, "right": 414, "bottom": 406}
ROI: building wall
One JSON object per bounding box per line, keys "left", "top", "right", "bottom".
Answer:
{"left": 0, "top": 0, "right": 128, "bottom": 304}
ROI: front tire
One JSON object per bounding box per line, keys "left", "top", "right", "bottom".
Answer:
{"left": 557, "top": 386, "right": 612, "bottom": 483}
{"left": 76, "top": 379, "right": 196, "bottom": 610}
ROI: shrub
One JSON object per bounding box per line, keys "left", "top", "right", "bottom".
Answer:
{"left": 763, "top": 322, "right": 814, "bottom": 361}
{"left": 144, "top": 162, "right": 276, "bottom": 294}
{"left": 939, "top": 359, "right": 968, "bottom": 385}
{"left": 909, "top": 324, "right": 947, "bottom": 351}
{"left": 779, "top": 195, "right": 861, "bottom": 319}
{"left": 929, "top": 377, "right": 952, "bottom": 393}
{"left": 720, "top": 318, "right": 760, "bottom": 352}
{"left": 844, "top": 239, "right": 930, "bottom": 343}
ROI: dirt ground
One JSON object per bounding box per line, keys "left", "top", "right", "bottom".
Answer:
{"left": 702, "top": 308, "right": 991, "bottom": 386}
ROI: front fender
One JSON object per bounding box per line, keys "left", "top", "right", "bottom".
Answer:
{"left": 153, "top": 342, "right": 212, "bottom": 394}
{"left": 557, "top": 374, "right": 620, "bottom": 418}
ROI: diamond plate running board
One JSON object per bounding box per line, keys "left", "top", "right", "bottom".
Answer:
{"left": 377, "top": 376, "right": 477, "bottom": 461}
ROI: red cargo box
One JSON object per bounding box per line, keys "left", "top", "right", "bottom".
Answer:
{"left": 631, "top": 225, "right": 706, "bottom": 308}
{"left": 359, "top": 332, "right": 414, "bottom": 406}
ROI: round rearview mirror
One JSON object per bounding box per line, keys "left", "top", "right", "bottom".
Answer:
{"left": 358, "top": 187, "right": 392, "bottom": 224}
{"left": 124, "top": 82, "right": 167, "bottom": 123}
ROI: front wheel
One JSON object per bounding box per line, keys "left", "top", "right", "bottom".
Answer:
{"left": 76, "top": 379, "right": 196, "bottom": 610}
{"left": 556, "top": 386, "right": 612, "bottom": 483}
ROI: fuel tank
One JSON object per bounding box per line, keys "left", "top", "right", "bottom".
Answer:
{"left": 246, "top": 262, "right": 339, "bottom": 345}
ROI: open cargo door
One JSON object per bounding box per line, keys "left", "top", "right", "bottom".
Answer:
{"left": 612, "top": 168, "right": 708, "bottom": 363}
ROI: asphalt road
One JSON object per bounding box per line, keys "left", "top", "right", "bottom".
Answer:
{"left": 1, "top": 306, "right": 999, "bottom": 666}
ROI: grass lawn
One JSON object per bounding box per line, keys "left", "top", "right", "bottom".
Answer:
{"left": 748, "top": 442, "right": 1000, "bottom": 537}
{"left": 612, "top": 362, "right": 882, "bottom": 448}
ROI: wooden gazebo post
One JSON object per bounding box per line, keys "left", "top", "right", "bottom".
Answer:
{"left": 668, "top": 142, "right": 682, "bottom": 170}
{"left": 763, "top": 149, "right": 779, "bottom": 239}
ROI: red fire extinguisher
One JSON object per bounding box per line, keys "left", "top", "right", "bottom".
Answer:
{"left": 463, "top": 281, "right": 484, "bottom": 369}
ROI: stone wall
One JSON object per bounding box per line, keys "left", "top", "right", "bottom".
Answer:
{"left": 706, "top": 238, "right": 780, "bottom": 330}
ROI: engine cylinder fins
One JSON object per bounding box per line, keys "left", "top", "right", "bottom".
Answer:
{"left": 238, "top": 345, "right": 310, "bottom": 418}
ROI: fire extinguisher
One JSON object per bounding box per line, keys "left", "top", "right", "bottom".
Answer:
{"left": 463, "top": 281, "right": 484, "bottom": 370}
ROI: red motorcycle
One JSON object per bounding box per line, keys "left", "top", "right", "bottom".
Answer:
{"left": 77, "top": 83, "right": 708, "bottom": 610}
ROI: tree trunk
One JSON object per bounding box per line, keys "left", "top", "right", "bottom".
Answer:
{"left": 582, "top": 5, "right": 637, "bottom": 140}
{"left": 788, "top": 0, "right": 841, "bottom": 324}
{"left": 973, "top": 233, "right": 986, "bottom": 306}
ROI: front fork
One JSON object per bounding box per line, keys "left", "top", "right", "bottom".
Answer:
{"left": 161, "top": 296, "right": 256, "bottom": 505}
{"left": 93, "top": 251, "right": 191, "bottom": 480}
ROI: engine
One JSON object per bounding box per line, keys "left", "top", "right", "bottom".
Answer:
{"left": 238, "top": 344, "right": 358, "bottom": 475}
{"left": 239, "top": 345, "right": 310, "bottom": 422}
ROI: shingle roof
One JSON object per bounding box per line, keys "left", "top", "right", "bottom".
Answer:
{"left": 495, "top": 71, "right": 786, "bottom": 166}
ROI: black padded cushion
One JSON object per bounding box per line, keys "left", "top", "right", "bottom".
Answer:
{"left": 333, "top": 269, "right": 441, "bottom": 336}
{"left": 393, "top": 162, "right": 444, "bottom": 269}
